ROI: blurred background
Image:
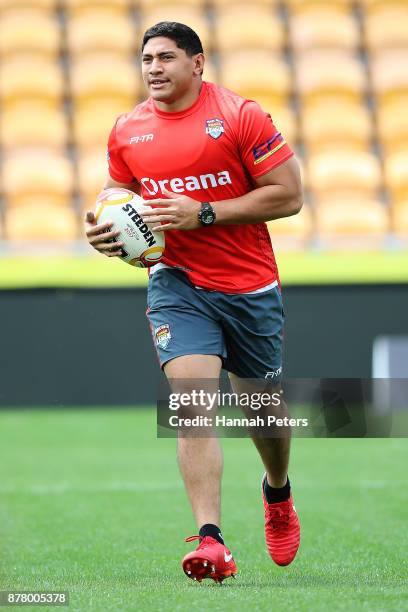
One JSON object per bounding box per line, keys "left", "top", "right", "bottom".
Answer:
{"left": 0, "top": 0, "right": 408, "bottom": 251}
{"left": 0, "top": 0, "right": 407, "bottom": 405}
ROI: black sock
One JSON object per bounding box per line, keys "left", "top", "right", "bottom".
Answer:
{"left": 263, "top": 476, "right": 291, "bottom": 504}
{"left": 199, "top": 523, "right": 224, "bottom": 545}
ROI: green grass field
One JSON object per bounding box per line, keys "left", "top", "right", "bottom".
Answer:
{"left": 0, "top": 409, "right": 406, "bottom": 611}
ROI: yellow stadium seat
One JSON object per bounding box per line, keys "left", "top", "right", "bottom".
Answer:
{"left": 1, "top": 104, "right": 68, "bottom": 151}
{"left": 376, "top": 98, "right": 408, "bottom": 154}
{"left": 364, "top": 5, "right": 408, "bottom": 53}
{"left": 392, "top": 201, "right": 408, "bottom": 240}
{"left": 141, "top": 7, "right": 210, "bottom": 50}
{"left": 0, "top": 0, "right": 57, "bottom": 10}
{"left": 2, "top": 150, "right": 74, "bottom": 207}
{"left": 384, "top": 151, "right": 408, "bottom": 203}
{"left": 63, "top": 0, "right": 130, "bottom": 15}
{"left": 370, "top": 50, "right": 408, "bottom": 105}
{"left": 70, "top": 55, "right": 140, "bottom": 107}
{"left": 289, "top": 8, "right": 359, "bottom": 52}
{"left": 77, "top": 148, "right": 108, "bottom": 212}
{"left": 66, "top": 11, "right": 136, "bottom": 57}
{"left": 295, "top": 50, "right": 366, "bottom": 105}
{"left": 267, "top": 204, "right": 313, "bottom": 251}
{"left": 301, "top": 102, "right": 372, "bottom": 154}
{"left": 0, "top": 10, "right": 60, "bottom": 58}
{"left": 140, "top": 0, "right": 205, "bottom": 7}
{"left": 0, "top": 56, "right": 64, "bottom": 109}
{"left": 286, "top": 0, "right": 352, "bottom": 14}
{"left": 215, "top": 6, "right": 284, "bottom": 53}
{"left": 6, "top": 204, "right": 78, "bottom": 242}
{"left": 73, "top": 100, "right": 131, "bottom": 151}
{"left": 220, "top": 52, "right": 291, "bottom": 107}
{"left": 307, "top": 151, "right": 382, "bottom": 198}
{"left": 315, "top": 197, "right": 388, "bottom": 249}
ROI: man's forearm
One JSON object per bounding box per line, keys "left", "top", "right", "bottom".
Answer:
{"left": 212, "top": 184, "right": 303, "bottom": 225}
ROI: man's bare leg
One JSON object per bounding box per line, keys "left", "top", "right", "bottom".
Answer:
{"left": 229, "top": 373, "right": 291, "bottom": 487}
{"left": 164, "top": 354, "right": 223, "bottom": 527}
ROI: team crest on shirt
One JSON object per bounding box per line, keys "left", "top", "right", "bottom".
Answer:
{"left": 205, "top": 118, "right": 225, "bottom": 140}
{"left": 155, "top": 324, "right": 172, "bottom": 349}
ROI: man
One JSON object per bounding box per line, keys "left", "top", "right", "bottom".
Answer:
{"left": 85, "top": 22, "right": 302, "bottom": 583}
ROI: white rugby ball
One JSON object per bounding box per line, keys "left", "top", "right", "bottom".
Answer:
{"left": 95, "top": 188, "right": 165, "bottom": 268}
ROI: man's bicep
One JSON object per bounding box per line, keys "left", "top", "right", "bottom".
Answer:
{"left": 255, "top": 156, "right": 302, "bottom": 199}
{"left": 103, "top": 174, "right": 141, "bottom": 195}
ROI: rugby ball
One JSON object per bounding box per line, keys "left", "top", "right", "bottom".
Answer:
{"left": 95, "top": 188, "right": 165, "bottom": 268}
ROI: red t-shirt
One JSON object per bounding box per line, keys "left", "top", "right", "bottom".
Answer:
{"left": 107, "top": 81, "right": 294, "bottom": 293}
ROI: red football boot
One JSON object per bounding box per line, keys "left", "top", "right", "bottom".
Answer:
{"left": 262, "top": 474, "right": 300, "bottom": 566}
{"left": 182, "top": 535, "right": 237, "bottom": 583}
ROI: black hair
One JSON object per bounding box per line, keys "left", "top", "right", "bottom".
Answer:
{"left": 142, "top": 21, "right": 204, "bottom": 56}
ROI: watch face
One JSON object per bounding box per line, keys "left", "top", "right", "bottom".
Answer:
{"left": 201, "top": 210, "right": 215, "bottom": 225}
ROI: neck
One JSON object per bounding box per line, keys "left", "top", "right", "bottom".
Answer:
{"left": 154, "top": 81, "right": 203, "bottom": 113}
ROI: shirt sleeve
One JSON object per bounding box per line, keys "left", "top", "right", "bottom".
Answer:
{"left": 107, "top": 118, "right": 135, "bottom": 184}
{"left": 238, "top": 101, "right": 294, "bottom": 179}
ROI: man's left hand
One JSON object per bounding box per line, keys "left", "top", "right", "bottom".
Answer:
{"left": 140, "top": 187, "right": 201, "bottom": 232}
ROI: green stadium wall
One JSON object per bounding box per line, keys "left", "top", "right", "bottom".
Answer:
{"left": 0, "top": 285, "right": 407, "bottom": 407}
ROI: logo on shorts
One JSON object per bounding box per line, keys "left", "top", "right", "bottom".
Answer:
{"left": 265, "top": 366, "right": 282, "bottom": 380}
{"left": 155, "top": 324, "right": 172, "bottom": 349}
{"left": 205, "top": 118, "right": 225, "bottom": 140}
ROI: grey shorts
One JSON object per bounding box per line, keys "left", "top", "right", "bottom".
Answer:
{"left": 146, "top": 269, "right": 284, "bottom": 380}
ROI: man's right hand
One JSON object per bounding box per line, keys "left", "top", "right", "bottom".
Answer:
{"left": 84, "top": 211, "right": 124, "bottom": 257}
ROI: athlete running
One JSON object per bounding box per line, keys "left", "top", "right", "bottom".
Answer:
{"left": 85, "top": 22, "right": 303, "bottom": 583}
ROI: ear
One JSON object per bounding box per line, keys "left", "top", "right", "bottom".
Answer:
{"left": 193, "top": 52, "right": 205, "bottom": 77}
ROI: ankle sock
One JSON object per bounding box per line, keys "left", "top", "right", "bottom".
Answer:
{"left": 263, "top": 476, "right": 291, "bottom": 504}
{"left": 199, "top": 523, "right": 224, "bottom": 545}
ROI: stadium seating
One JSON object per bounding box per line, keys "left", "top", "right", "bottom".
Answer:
{"left": 295, "top": 51, "right": 366, "bottom": 105}
{"left": 5, "top": 204, "right": 78, "bottom": 242}
{"left": 220, "top": 52, "right": 291, "bottom": 107}
{"left": 0, "top": 56, "right": 64, "bottom": 109}
{"left": 72, "top": 101, "right": 130, "bottom": 151}
{"left": 384, "top": 151, "right": 408, "bottom": 204}
{"left": 141, "top": 8, "right": 210, "bottom": 49}
{"left": 0, "top": 0, "right": 57, "bottom": 10}
{"left": 0, "top": 0, "right": 404, "bottom": 249}
{"left": 363, "top": 4, "right": 408, "bottom": 52}
{"left": 70, "top": 55, "right": 140, "bottom": 108}
{"left": 77, "top": 149, "right": 108, "bottom": 213}
{"left": 307, "top": 151, "right": 382, "bottom": 198}
{"left": 66, "top": 11, "right": 137, "bottom": 57}
{"left": 370, "top": 50, "right": 408, "bottom": 105}
{"left": 315, "top": 197, "right": 389, "bottom": 249}
{"left": 62, "top": 0, "right": 131, "bottom": 15}
{"left": 0, "top": 9, "right": 60, "bottom": 57}
{"left": 376, "top": 98, "right": 408, "bottom": 153}
{"left": 215, "top": 6, "right": 284, "bottom": 53}
{"left": 267, "top": 204, "right": 313, "bottom": 251}
{"left": 286, "top": 0, "right": 353, "bottom": 13}
{"left": 301, "top": 102, "right": 373, "bottom": 154}
{"left": 140, "top": 0, "right": 205, "bottom": 7}
{"left": 0, "top": 104, "right": 68, "bottom": 151}
{"left": 289, "top": 8, "right": 359, "bottom": 52}
{"left": 2, "top": 150, "right": 74, "bottom": 208}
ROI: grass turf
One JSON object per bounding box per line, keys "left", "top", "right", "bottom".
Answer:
{"left": 0, "top": 409, "right": 406, "bottom": 611}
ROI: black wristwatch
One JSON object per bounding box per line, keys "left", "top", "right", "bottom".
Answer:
{"left": 198, "top": 202, "right": 216, "bottom": 226}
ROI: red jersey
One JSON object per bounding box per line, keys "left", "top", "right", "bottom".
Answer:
{"left": 107, "top": 81, "right": 294, "bottom": 293}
